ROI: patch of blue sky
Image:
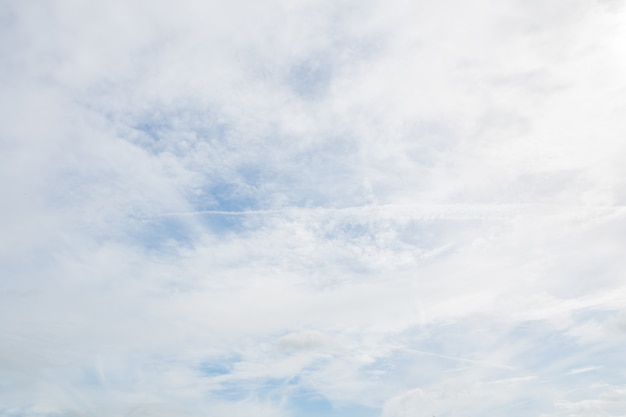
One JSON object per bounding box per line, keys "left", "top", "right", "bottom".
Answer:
{"left": 130, "top": 216, "right": 196, "bottom": 251}
{"left": 132, "top": 103, "right": 367, "bottom": 216}
{"left": 128, "top": 107, "right": 369, "bottom": 237}
{"left": 76, "top": 365, "right": 104, "bottom": 388}
{"left": 206, "top": 374, "right": 379, "bottom": 417}
{"left": 319, "top": 221, "right": 377, "bottom": 251}
{"left": 201, "top": 182, "right": 259, "bottom": 211}
{"left": 129, "top": 109, "right": 230, "bottom": 156}
{"left": 289, "top": 57, "right": 333, "bottom": 99}
{"left": 288, "top": 392, "right": 379, "bottom": 417}
{"left": 180, "top": 133, "right": 367, "bottom": 230}
{"left": 197, "top": 355, "right": 240, "bottom": 378}
{"left": 208, "top": 385, "right": 251, "bottom": 402}
{"left": 192, "top": 181, "right": 265, "bottom": 234}
{"left": 196, "top": 356, "right": 301, "bottom": 400}
{"left": 207, "top": 376, "right": 296, "bottom": 403}
{"left": 495, "top": 398, "right": 551, "bottom": 415}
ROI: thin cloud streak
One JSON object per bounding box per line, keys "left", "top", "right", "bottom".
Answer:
{"left": 145, "top": 204, "right": 626, "bottom": 220}
{"left": 402, "top": 348, "right": 517, "bottom": 371}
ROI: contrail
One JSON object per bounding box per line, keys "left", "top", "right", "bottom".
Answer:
{"left": 404, "top": 347, "right": 517, "bottom": 370}
{"left": 566, "top": 365, "right": 602, "bottom": 375}
{"left": 141, "top": 204, "right": 626, "bottom": 221}
{"left": 157, "top": 209, "right": 285, "bottom": 216}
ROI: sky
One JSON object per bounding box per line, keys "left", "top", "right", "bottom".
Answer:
{"left": 1, "top": 0, "right": 626, "bottom": 416}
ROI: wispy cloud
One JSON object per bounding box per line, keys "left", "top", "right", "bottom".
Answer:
{"left": 566, "top": 366, "right": 602, "bottom": 376}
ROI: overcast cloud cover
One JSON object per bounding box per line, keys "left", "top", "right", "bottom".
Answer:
{"left": 2, "top": 0, "right": 626, "bottom": 416}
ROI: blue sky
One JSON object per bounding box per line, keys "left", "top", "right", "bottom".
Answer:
{"left": 2, "top": 0, "right": 626, "bottom": 416}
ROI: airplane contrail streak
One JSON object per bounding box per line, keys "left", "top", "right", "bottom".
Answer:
{"left": 141, "top": 204, "right": 626, "bottom": 221}
{"left": 404, "top": 347, "right": 517, "bottom": 370}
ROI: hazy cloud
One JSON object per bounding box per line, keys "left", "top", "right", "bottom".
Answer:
{"left": 2, "top": 0, "right": 626, "bottom": 416}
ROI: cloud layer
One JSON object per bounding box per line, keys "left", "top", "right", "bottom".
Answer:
{"left": 2, "top": 0, "right": 626, "bottom": 416}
